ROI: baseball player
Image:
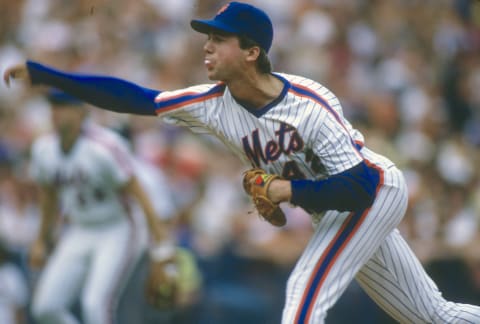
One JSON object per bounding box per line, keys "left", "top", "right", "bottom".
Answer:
{"left": 26, "top": 90, "right": 176, "bottom": 324}
{"left": 4, "top": 2, "right": 480, "bottom": 323}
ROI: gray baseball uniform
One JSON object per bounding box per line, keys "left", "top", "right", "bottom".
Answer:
{"left": 29, "top": 122, "right": 141, "bottom": 324}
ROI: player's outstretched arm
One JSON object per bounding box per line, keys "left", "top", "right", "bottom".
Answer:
{"left": 4, "top": 61, "right": 160, "bottom": 116}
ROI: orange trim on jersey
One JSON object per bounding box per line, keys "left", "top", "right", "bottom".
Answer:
{"left": 293, "top": 210, "right": 367, "bottom": 323}
{"left": 157, "top": 91, "right": 200, "bottom": 101}
{"left": 155, "top": 91, "right": 223, "bottom": 115}
{"left": 355, "top": 140, "right": 364, "bottom": 149}
{"left": 154, "top": 82, "right": 226, "bottom": 115}
{"left": 364, "top": 159, "right": 384, "bottom": 195}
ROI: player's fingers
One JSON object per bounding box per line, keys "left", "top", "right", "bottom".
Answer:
{"left": 3, "top": 64, "right": 30, "bottom": 86}
{"left": 3, "top": 66, "right": 22, "bottom": 85}
{"left": 3, "top": 68, "right": 12, "bottom": 86}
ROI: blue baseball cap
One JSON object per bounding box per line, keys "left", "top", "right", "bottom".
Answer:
{"left": 190, "top": 2, "right": 274, "bottom": 53}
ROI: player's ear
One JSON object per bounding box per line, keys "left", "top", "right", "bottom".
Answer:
{"left": 245, "top": 46, "right": 261, "bottom": 63}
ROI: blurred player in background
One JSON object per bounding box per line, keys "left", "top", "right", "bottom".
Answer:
{"left": 115, "top": 123, "right": 203, "bottom": 324}
{"left": 4, "top": 1, "right": 480, "bottom": 323}
{"left": 27, "top": 90, "right": 180, "bottom": 324}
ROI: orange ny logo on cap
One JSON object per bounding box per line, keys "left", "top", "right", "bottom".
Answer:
{"left": 216, "top": 3, "right": 230, "bottom": 15}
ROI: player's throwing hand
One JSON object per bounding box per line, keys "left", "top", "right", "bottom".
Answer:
{"left": 3, "top": 63, "right": 30, "bottom": 87}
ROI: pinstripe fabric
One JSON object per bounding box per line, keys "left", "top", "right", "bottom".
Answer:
{"left": 282, "top": 166, "right": 407, "bottom": 323}
{"left": 154, "top": 73, "right": 480, "bottom": 323}
{"left": 155, "top": 74, "right": 364, "bottom": 174}
{"left": 283, "top": 166, "right": 480, "bottom": 323}
{"left": 357, "top": 230, "right": 480, "bottom": 324}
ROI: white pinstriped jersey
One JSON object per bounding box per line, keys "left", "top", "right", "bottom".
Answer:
{"left": 29, "top": 122, "right": 134, "bottom": 226}
{"left": 155, "top": 73, "right": 395, "bottom": 184}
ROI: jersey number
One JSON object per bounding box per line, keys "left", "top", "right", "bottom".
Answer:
{"left": 282, "top": 161, "right": 305, "bottom": 180}
{"left": 281, "top": 149, "right": 325, "bottom": 180}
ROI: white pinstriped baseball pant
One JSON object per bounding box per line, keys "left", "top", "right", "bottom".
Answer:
{"left": 282, "top": 166, "right": 480, "bottom": 323}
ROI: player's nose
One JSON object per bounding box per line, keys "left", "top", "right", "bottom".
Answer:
{"left": 203, "top": 39, "right": 213, "bottom": 53}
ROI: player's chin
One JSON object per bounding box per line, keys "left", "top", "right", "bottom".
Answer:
{"left": 206, "top": 66, "right": 224, "bottom": 80}
{"left": 206, "top": 71, "right": 219, "bottom": 81}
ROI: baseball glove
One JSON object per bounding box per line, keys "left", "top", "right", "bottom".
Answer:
{"left": 145, "top": 257, "right": 178, "bottom": 309}
{"left": 145, "top": 247, "right": 202, "bottom": 309}
{"left": 243, "top": 168, "right": 287, "bottom": 227}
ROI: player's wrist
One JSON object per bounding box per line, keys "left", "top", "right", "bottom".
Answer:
{"left": 268, "top": 179, "right": 292, "bottom": 203}
{"left": 149, "top": 241, "right": 176, "bottom": 262}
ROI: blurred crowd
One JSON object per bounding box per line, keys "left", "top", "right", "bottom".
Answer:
{"left": 1, "top": 0, "right": 480, "bottom": 323}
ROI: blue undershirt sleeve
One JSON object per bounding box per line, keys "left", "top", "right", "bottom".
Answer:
{"left": 27, "top": 60, "right": 159, "bottom": 116}
{"left": 290, "top": 161, "right": 379, "bottom": 213}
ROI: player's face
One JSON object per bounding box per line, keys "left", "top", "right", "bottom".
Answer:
{"left": 203, "top": 32, "right": 247, "bottom": 81}
{"left": 51, "top": 105, "right": 86, "bottom": 146}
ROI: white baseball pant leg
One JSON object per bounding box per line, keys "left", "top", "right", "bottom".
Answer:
{"left": 281, "top": 167, "right": 408, "bottom": 324}
{"left": 80, "top": 219, "right": 138, "bottom": 324}
{"left": 31, "top": 227, "right": 91, "bottom": 324}
{"left": 31, "top": 219, "right": 137, "bottom": 324}
{"left": 356, "top": 229, "right": 480, "bottom": 323}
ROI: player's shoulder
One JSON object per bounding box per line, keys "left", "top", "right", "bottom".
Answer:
{"left": 155, "top": 82, "right": 226, "bottom": 103}
{"left": 276, "top": 72, "right": 337, "bottom": 101}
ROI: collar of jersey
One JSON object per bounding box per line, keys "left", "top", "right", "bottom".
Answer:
{"left": 235, "top": 73, "right": 290, "bottom": 118}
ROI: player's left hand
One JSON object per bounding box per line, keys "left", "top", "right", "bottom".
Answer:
{"left": 243, "top": 168, "right": 287, "bottom": 226}
{"left": 145, "top": 247, "right": 202, "bottom": 309}
{"left": 145, "top": 257, "right": 178, "bottom": 309}
{"left": 3, "top": 63, "right": 31, "bottom": 87}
